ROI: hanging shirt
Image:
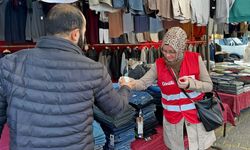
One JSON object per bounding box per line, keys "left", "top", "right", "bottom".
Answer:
{"left": 5, "top": 0, "right": 27, "bottom": 44}
{"left": 108, "top": 10, "right": 123, "bottom": 38}
{"left": 149, "top": 16, "right": 163, "bottom": 33}
{"left": 190, "top": 0, "right": 209, "bottom": 26}
{"left": 128, "top": 0, "right": 145, "bottom": 15}
{"left": 26, "top": 1, "right": 45, "bottom": 42}
{"left": 81, "top": 3, "right": 99, "bottom": 44}
{"left": 0, "top": 0, "right": 8, "bottom": 40}
{"left": 40, "top": 0, "right": 77, "bottom": 3}
{"left": 214, "top": 0, "right": 235, "bottom": 23}
{"left": 172, "top": 0, "right": 191, "bottom": 23}
{"left": 229, "top": 0, "right": 250, "bottom": 22}
{"left": 156, "top": 0, "right": 173, "bottom": 20}
{"left": 89, "top": 0, "right": 119, "bottom": 13}
{"left": 123, "top": 12, "right": 134, "bottom": 34}
{"left": 134, "top": 15, "right": 149, "bottom": 33}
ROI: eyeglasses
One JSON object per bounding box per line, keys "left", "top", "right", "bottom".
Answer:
{"left": 161, "top": 48, "right": 177, "bottom": 54}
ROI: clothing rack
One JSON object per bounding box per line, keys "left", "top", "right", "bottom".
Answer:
{"left": 0, "top": 44, "right": 35, "bottom": 53}
{"left": 90, "top": 40, "right": 206, "bottom": 46}
{"left": 87, "top": 40, "right": 206, "bottom": 50}
{"left": 0, "top": 45, "right": 35, "bottom": 48}
{"left": 0, "top": 40, "right": 207, "bottom": 53}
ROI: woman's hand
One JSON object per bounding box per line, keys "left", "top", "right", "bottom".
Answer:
{"left": 119, "top": 76, "right": 136, "bottom": 89}
{"left": 177, "top": 76, "right": 190, "bottom": 89}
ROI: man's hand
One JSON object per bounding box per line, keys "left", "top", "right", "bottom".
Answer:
{"left": 119, "top": 76, "right": 136, "bottom": 89}
{"left": 177, "top": 76, "right": 190, "bottom": 89}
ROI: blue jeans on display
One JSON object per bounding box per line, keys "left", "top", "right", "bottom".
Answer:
{"left": 93, "top": 120, "right": 106, "bottom": 146}
{"left": 108, "top": 136, "right": 134, "bottom": 150}
{"left": 106, "top": 143, "right": 131, "bottom": 150}
{"left": 143, "top": 111, "right": 156, "bottom": 120}
{"left": 128, "top": 0, "right": 144, "bottom": 15}
{"left": 94, "top": 105, "right": 135, "bottom": 128}
{"left": 95, "top": 135, "right": 106, "bottom": 146}
{"left": 129, "top": 91, "right": 154, "bottom": 106}
{"left": 141, "top": 104, "right": 156, "bottom": 114}
{"left": 94, "top": 145, "right": 104, "bottom": 150}
{"left": 113, "top": 129, "right": 135, "bottom": 143}
{"left": 112, "top": 83, "right": 120, "bottom": 90}
{"left": 102, "top": 122, "right": 135, "bottom": 135}
{"left": 147, "top": 85, "right": 161, "bottom": 93}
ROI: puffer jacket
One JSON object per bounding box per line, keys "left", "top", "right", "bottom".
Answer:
{"left": 0, "top": 36, "right": 130, "bottom": 150}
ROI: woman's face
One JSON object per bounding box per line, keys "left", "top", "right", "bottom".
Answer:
{"left": 161, "top": 45, "right": 179, "bottom": 62}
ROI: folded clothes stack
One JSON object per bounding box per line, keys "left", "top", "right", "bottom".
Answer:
{"left": 211, "top": 75, "right": 245, "bottom": 94}
{"left": 129, "top": 91, "right": 158, "bottom": 138}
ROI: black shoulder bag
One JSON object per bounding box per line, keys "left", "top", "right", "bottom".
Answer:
{"left": 167, "top": 67, "right": 224, "bottom": 132}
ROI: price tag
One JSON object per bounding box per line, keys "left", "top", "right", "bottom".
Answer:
{"left": 136, "top": 117, "right": 143, "bottom": 138}
{"left": 110, "top": 134, "right": 114, "bottom": 147}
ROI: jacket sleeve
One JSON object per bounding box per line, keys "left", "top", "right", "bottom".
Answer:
{"left": 133, "top": 63, "right": 158, "bottom": 90}
{"left": 0, "top": 64, "right": 7, "bottom": 138}
{"left": 94, "top": 66, "right": 130, "bottom": 117}
{"left": 188, "top": 56, "right": 213, "bottom": 92}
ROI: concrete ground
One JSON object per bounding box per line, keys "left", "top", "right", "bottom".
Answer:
{"left": 213, "top": 107, "right": 250, "bottom": 150}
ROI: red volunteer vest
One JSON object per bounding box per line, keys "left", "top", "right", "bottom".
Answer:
{"left": 156, "top": 52, "right": 204, "bottom": 124}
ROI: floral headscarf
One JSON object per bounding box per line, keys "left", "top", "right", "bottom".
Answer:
{"left": 162, "top": 27, "right": 187, "bottom": 52}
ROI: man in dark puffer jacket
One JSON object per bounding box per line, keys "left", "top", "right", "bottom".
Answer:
{"left": 0, "top": 4, "right": 131, "bottom": 150}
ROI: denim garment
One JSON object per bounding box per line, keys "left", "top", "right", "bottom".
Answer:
{"left": 141, "top": 104, "right": 156, "bottom": 114}
{"left": 95, "top": 114, "right": 134, "bottom": 129}
{"left": 95, "top": 133, "right": 106, "bottom": 145}
{"left": 94, "top": 145, "right": 104, "bottom": 150}
{"left": 210, "top": 44, "right": 215, "bottom": 61}
{"left": 102, "top": 122, "right": 135, "bottom": 135}
{"left": 112, "top": 0, "right": 127, "bottom": 8}
{"left": 112, "top": 83, "right": 120, "bottom": 90}
{"left": 111, "top": 129, "right": 135, "bottom": 143}
{"left": 149, "top": 17, "right": 164, "bottom": 33}
{"left": 146, "top": 89, "right": 161, "bottom": 99}
{"left": 106, "top": 143, "right": 132, "bottom": 150}
{"left": 112, "top": 34, "right": 128, "bottom": 44}
{"left": 129, "top": 91, "right": 154, "bottom": 106}
{"left": 134, "top": 15, "right": 149, "bottom": 33}
{"left": 123, "top": 12, "right": 134, "bottom": 33}
{"left": 94, "top": 105, "right": 135, "bottom": 128}
{"left": 147, "top": 85, "right": 161, "bottom": 93}
{"left": 143, "top": 111, "right": 156, "bottom": 120}
{"left": 128, "top": 0, "right": 145, "bottom": 15}
{"left": 143, "top": 128, "right": 157, "bottom": 138}
{"left": 102, "top": 123, "right": 135, "bottom": 150}
{"left": 107, "top": 136, "right": 134, "bottom": 150}
{"left": 93, "top": 120, "right": 105, "bottom": 139}
{"left": 144, "top": 116, "right": 158, "bottom": 127}
{"left": 93, "top": 120, "right": 106, "bottom": 146}
{"left": 115, "top": 144, "right": 131, "bottom": 150}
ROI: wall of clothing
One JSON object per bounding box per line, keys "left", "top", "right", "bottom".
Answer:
{"left": 1, "top": 0, "right": 250, "bottom": 47}
{"left": 1, "top": 0, "right": 234, "bottom": 45}
{"left": 83, "top": 41, "right": 207, "bottom": 81}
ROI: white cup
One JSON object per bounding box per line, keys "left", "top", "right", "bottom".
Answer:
{"left": 123, "top": 76, "right": 130, "bottom": 82}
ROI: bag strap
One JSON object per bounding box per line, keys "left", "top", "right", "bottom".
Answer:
{"left": 166, "top": 66, "right": 224, "bottom": 111}
{"left": 166, "top": 66, "right": 194, "bottom": 102}
{"left": 212, "top": 91, "right": 225, "bottom": 111}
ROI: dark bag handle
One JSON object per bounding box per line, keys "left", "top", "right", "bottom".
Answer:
{"left": 166, "top": 66, "right": 224, "bottom": 111}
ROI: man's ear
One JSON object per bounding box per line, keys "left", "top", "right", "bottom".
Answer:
{"left": 69, "top": 28, "right": 80, "bottom": 43}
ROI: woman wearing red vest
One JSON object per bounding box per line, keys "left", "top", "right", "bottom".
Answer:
{"left": 120, "top": 27, "right": 216, "bottom": 150}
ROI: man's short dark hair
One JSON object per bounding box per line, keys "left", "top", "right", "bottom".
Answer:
{"left": 45, "top": 4, "right": 85, "bottom": 35}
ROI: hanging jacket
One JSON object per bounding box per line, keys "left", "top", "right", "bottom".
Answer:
{"left": 156, "top": 51, "right": 204, "bottom": 124}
